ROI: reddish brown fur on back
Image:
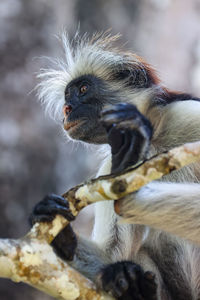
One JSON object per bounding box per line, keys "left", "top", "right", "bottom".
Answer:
{"left": 162, "top": 88, "right": 200, "bottom": 104}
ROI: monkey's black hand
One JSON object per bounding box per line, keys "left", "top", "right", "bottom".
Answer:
{"left": 29, "top": 194, "right": 75, "bottom": 225}
{"left": 29, "top": 194, "right": 77, "bottom": 261}
{"left": 98, "top": 261, "right": 157, "bottom": 300}
{"left": 101, "top": 103, "right": 153, "bottom": 173}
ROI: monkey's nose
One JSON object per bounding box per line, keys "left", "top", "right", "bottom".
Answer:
{"left": 63, "top": 104, "right": 72, "bottom": 117}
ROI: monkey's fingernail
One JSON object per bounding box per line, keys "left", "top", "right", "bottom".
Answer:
{"left": 101, "top": 105, "right": 116, "bottom": 114}
{"left": 144, "top": 271, "right": 155, "bottom": 281}
{"left": 101, "top": 114, "right": 116, "bottom": 123}
{"left": 100, "top": 118, "right": 114, "bottom": 131}
{"left": 114, "top": 200, "right": 121, "bottom": 215}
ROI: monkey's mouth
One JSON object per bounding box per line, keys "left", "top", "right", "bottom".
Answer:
{"left": 63, "top": 119, "right": 85, "bottom": 132}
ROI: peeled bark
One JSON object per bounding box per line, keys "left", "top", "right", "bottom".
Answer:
{"left": 0, "top": 217, "right": 114, "bottom": 300}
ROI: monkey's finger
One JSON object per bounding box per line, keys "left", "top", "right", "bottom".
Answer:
{"left": 117, "top": 277, "right": 129, "bottom": 292}
{"left": 101, "top": 111, "right": 137, "bottom": 126}
{"left": 100, "top": 264, "right": 127, "bottom": 298}
{"left": 106, "top": 125, "right": 124, "bottom": 154}
{"left": 29, "top": 213, "right": 55, "bottom": 225}
{"left": 101, "top": 103, "right": 137, "bottom": 115}
{"left": 42, "top": 194, "right": 69, "bottom": 208}
{"left": 140, "top": 272, "right": 157, "bottom": 299}
{"left": 106, "top": 282, "right": 124, "bottom": 298}
{"left": 120, "top": 130, "right": 145, "bottom": 169}
{"left": 122, "top": 262, "right": 143, "bottom": 298}
{"left": 111, "top": 130, "right": 133, "bottom": 173}
{"left": 34, "top": 203, "right": 75, "bottom": 221}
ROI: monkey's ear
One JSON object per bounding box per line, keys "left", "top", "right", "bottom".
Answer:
{"left": 114, "top": 67, "right": 150, "bottom": 88}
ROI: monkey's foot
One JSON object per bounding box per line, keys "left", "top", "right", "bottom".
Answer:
{"left": 98, "top": 261, "right": 157, "bottom": 300}
{"left": 101, "top": 103, "right": 153, "bottom": 173}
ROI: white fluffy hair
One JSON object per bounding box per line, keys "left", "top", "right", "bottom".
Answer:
{"left": 36, "top": 31, "right": 142, "bottom": 121}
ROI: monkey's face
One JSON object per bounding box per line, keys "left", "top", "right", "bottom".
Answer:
{"left": 63, "top": 75, "right": 111, "bottom": 144}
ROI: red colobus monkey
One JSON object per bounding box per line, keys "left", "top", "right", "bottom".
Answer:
{"left": 30, "top": 32, "right": 200, "bottom": 300}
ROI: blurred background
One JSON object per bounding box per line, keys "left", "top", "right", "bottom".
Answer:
{"left": 0, "top": 0, "right": 200, "bottom": 299}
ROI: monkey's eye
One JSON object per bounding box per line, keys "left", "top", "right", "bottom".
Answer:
{"left": 79, "top": 84, "right": 89, "bottom": 95}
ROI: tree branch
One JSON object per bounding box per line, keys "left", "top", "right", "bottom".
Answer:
{"left": 0, "top": 141, "right": 200, "bottom": 299}
{"left": 64, "top": 141, "right": 200, "bottom": 217}
{"left": 0, "top": 217, "right": 114, "bottom": 300}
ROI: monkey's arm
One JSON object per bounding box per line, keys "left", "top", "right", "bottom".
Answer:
{"left": 117, "top": 181, "right": 200, "bottom": 244}
{"left": 115, "top": 100, "right": 200, "bottom": 243}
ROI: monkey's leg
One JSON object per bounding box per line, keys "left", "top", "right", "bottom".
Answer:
{"left": 52, "top": 227, "right": 158, "bottom": 299}
{"left": 101, "top": 103, "right": 152, "bottom": 173}
{"left": 116, "top": 181, "right": 200, "bottom": 244}
{"left": 53, "top": 230, "right": 158, "bottom": 299}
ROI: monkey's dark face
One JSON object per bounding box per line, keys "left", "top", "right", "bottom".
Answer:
{"left": 63, "top": 75, "right": 110, "bottom": 144}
